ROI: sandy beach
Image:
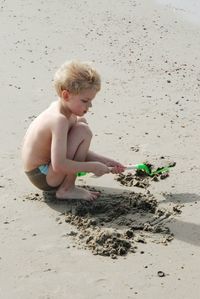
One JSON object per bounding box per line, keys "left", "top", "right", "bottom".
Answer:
{"left": 1, "top": 0, "right": 200, "bottom": 298}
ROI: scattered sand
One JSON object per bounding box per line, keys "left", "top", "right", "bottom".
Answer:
{"left": 27, "top": 183, "right": 182, "bottom": 259}
{"left": 116, "top": 157, "right": 176, "bottom": 189}
{"left": 26, "top": 157, "right": 180, "bottom": 259}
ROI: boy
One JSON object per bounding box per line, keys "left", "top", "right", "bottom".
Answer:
{"left": 22, "top": 60, "right": 125, "bottom": 201}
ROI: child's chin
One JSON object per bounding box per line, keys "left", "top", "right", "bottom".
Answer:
{"left": 77, "top": 112, "right": 85, "bottom": 116}
{"left": 74, "top": 111, "right": 83, "bottom": 116}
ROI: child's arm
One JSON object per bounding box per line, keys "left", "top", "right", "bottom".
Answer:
{"left": 50, "top": 117, "right": 109, "bottom": 176}
{"left": 86, "top": 150, "right": 125, "bottom": 174}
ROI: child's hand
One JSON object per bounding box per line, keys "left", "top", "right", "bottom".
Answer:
{"left": 105, "top": 160, "right": 126, "bottom": 174}
{"left": 92, "top": 162, "right": 110, "bottom": 177}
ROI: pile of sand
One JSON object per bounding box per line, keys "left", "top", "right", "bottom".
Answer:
{"left": 26, "top": 158, "right": 180, "bottom": 259}
{"left": 64, "top": 192, "right": 181, "bottom": 258}
{"left": 39, "top": 187, "right": 182, "bottom": 259}
{"left": 116, "top": 158, "right": 176, "bottom": 188}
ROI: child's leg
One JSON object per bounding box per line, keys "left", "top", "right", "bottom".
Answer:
{"left": 56, "top": 122, "right": 100, "bottom": 200}
{"left": 47, "top": 122, "right": 99, "bottom": 200}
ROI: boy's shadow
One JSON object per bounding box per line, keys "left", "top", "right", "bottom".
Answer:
{"left": 43, "top": 188, "right": 200, "bottom": 247}
{"left": 162, "top": 192, "right": 200, "bottom": 204}
{"left": 44, "top": 186, "right": 134, "bottom": 214}
{"left": 43, "top": 186, "right": 160, "bottom": 232}
{"left": 162, "top": 192, "right": 200, "bottom": 247}
{"left": 167, "top": 219, "right": 200, "bottom": 247}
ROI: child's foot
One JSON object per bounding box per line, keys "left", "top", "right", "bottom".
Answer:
{"left": 56, "top": 186, "right": 100, "bottom": 201}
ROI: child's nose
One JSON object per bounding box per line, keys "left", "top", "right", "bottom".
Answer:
{"left": 89, "top": 102, "right": 92, "bottom": 108}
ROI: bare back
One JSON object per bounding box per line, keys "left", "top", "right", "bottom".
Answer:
{"left": 22, "top": 101, "right": 76, "bottom": 171}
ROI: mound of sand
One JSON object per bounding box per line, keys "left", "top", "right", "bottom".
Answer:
{"left": 116, "top": 157, "right": 176, "bottom": 188}
{"left": 38, "top": 188, "right": 182, "bottom": 259}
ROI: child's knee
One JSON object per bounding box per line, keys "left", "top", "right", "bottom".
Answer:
{"left": 75, "top": 122, "right": 93, "bottom": 139}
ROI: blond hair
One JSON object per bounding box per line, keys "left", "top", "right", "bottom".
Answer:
{"left": 53, "top": 60, "right": 101, "bottom": 96}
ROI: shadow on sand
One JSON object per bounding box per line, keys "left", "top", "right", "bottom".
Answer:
{"left": 42, "top": 187, "right": 200, "bottom": 249}
{"left": 168, "top": 219, "right": 200, "bottom": 247}
{"left": 160, "top": 192, "right": 200, "bottom": 246}
{"left": 162, "top": 192, "right": 200, "bottom": 204}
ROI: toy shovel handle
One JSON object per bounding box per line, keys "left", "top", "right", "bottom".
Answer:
{"left": 77, "top": 165, "right": 139, "bottom": 177}
{"left": 77, "top": 166, "right": 113, "bottom": 177}
{"left": 125, "top": 165, "right": 138, "bottom": 170}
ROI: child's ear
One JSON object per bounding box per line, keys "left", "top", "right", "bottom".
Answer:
{"left": 62, "top": 89, "right": 70, "bottom": 101}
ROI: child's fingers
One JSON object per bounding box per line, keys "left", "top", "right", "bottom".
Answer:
{"left": 107, "top": 163, "right": 125, "bottom": 173}
{"left": 115, "top": 164, "right": 125, "bottom": 171}
{"left": 110, "top": 166, "right": 124, "bottom": 174}
{"left": 115, "top": 163, "right": 126, "bottom": 171}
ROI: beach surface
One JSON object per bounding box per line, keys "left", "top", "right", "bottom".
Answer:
{"left": 1, "top": 0, "right": 200, "bottom": 298}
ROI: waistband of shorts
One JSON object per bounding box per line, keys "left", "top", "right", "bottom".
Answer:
{"left": 25, "top": 167, "right": 41, "bottom": 175}
{"left": 25, "top": 164, "right": 49, "bottom": 176}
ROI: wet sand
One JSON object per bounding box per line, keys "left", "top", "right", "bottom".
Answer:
{"left": 1, "top": 0, "right": 200, "bottom": 298}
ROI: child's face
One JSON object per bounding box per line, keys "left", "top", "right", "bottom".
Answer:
{"left": 66, "top": 89, "right": 97, "bottom": 116}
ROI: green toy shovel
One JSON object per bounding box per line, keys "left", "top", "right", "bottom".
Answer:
{"left": 77, "top": 162, "right": 175, "bottom": 177}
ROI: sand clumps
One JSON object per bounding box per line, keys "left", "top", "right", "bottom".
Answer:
{"left": 61, "top": 158, "right": 178, "bottom": 258}
{"left": 28, "top": 157, "right": 180, "bottom": 259}
{"left": 62, "top": 191, "right": 180, "bottom": 259}
{"left": 116, "top": 158, "right": 176, "bottom": 188}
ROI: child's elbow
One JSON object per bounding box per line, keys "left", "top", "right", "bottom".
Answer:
{"left": 52, "top": 161, "right": 65, "bottom": 174}
{"left": 51, "top": 159, "right": 74, "bottom": 175}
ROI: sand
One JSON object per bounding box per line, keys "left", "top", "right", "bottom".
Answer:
{"left": 1, "top": 0, "right": 200, "bottom": 298}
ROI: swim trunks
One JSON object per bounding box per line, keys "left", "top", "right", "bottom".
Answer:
{"left": 25, "top": 164, "right": 59, "bottom": 191}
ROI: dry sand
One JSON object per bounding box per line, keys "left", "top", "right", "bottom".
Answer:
{"left": 1, "top": 0, "right": 200, "bottom": 298}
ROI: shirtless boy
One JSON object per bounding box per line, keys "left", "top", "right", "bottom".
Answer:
{"left": 22, "top": 60, "right": 125, "bottom": 201}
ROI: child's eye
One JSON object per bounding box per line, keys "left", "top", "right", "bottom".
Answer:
{"left": 81, "top": 99, "right": 88, "bottom": 103}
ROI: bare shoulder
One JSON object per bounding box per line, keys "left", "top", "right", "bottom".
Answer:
{"left": 51, "top": 113, "right": 69, "bottom": 134}
{"left": 44, "top": 102, "right": 68, "bottom": 129}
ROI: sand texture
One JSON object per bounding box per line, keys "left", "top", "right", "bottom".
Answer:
{"left": 0, "top": 0, "right": 200, "bottom": 298}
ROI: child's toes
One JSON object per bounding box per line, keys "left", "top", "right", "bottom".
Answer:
{"left": 90, "top": 192, "right": 99, "bottom": 201}
{"left": 91, "top": 191, "right": 100, "bottom": 197}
